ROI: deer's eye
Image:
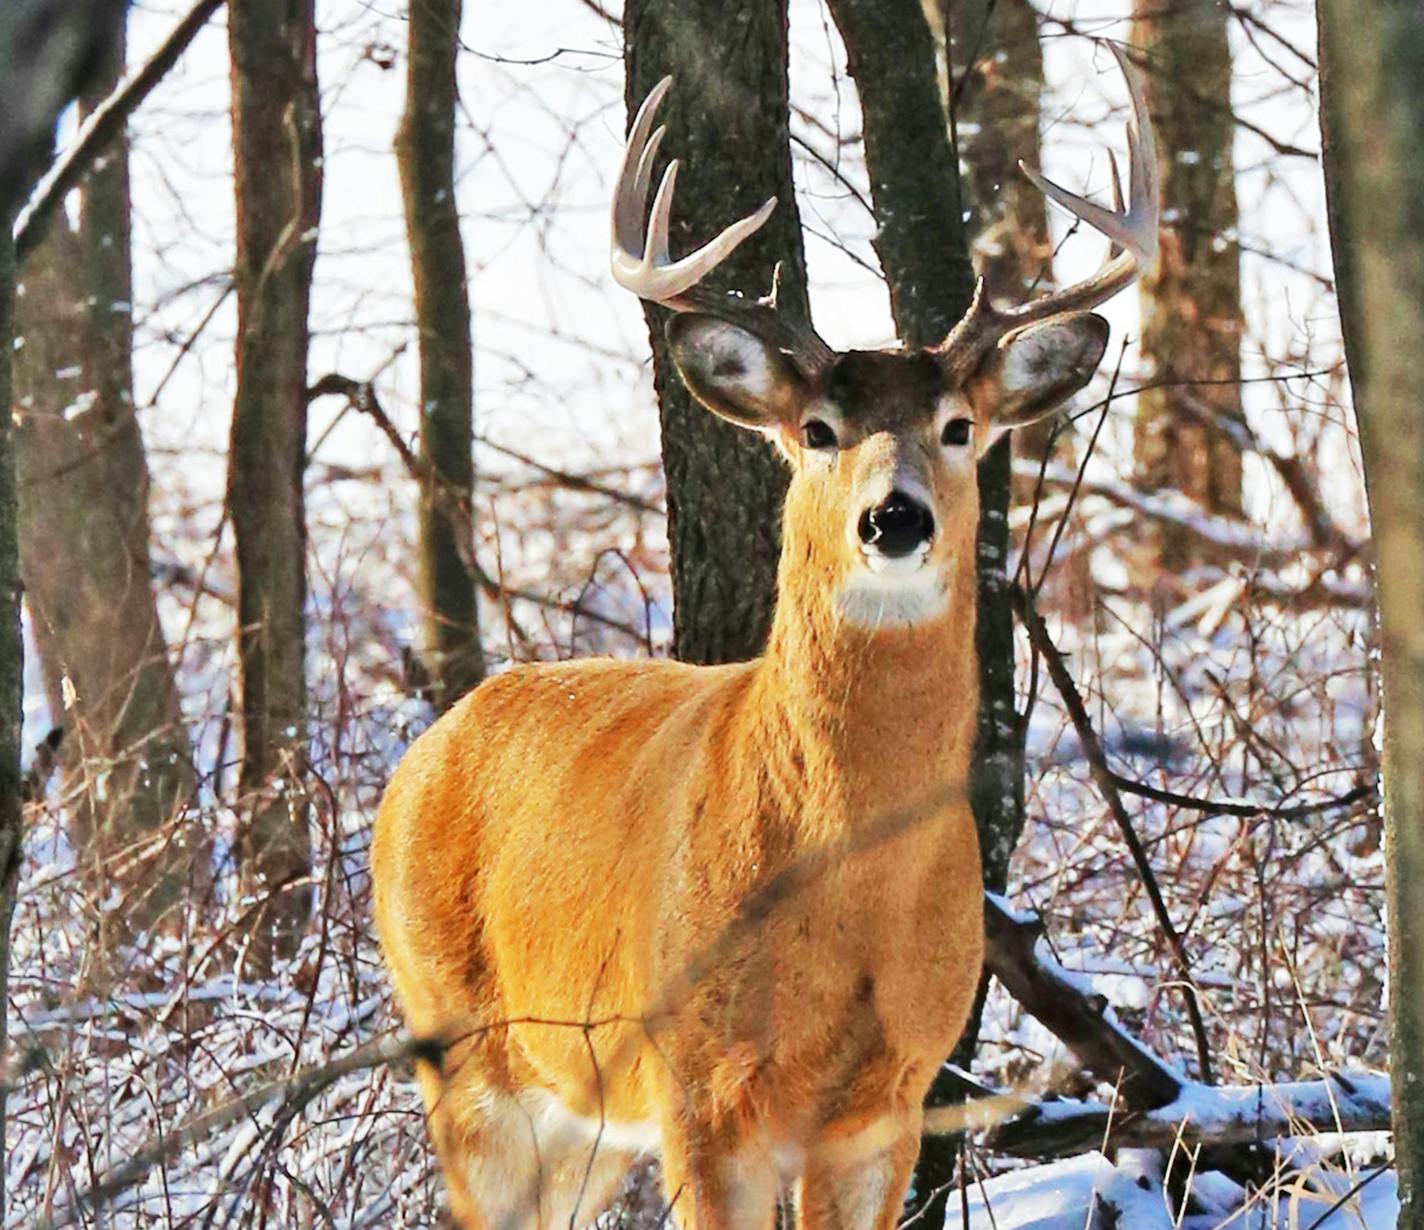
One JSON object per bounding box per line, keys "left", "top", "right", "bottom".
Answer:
{"left": 941, "top": 418, "right": 973, "bottom": 447}
{"left": 802, "top": 419, "right": 838, "bottom": 450}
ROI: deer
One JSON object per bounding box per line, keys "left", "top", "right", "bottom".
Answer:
{"left": 372, "top": 42, "right": 1156, "bottom": 1230}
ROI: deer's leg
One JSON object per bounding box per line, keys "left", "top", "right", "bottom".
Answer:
{"left": 534, "top": 1147, "right": 639, "bottom": 1230}
{"left": 656, "top": 1106, "right": 779, "bottom": 1230}
{"left": 795, "top": 1122, "right": 920, "bottom": 1230}
{"left": 427, "top": 1086, "right": 636, "bottom": 1230}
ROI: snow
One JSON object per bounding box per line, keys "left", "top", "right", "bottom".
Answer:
{"left": 960, "top": 1152, "right": 1176, "bottom": 1229}
{"left": 1166, "top": 1073, "right": 1392, "bottom": 1139}
{"left": 959, "top": 1152, "right": 1398, "bottom": 1230}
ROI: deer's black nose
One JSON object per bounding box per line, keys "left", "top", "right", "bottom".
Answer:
{"left": 858, "top": 490, "right": 935, "bottom": 558}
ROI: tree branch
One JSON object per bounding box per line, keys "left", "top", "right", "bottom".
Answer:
{"left": 1009, "top": 584, "right": 1217, "bottom": 1085}
{"left": 12, "top": 0, "right": 227, "bottom": 262}
{"left": 983, "top": 1070, "right": 1390, "bottom": 1159}
{"left": 982, "top": 893, "right": 1185, "bottom": 1110}
{"left": 307, "top": 373, "right": 652, "bottom": 646}
{"left": 0, "top": 0, "right": 128, "bottom": 218}
{"left": 32, "top": 1032, "right": 433, "bottom": 1230}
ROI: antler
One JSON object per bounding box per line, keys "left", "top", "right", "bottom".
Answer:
{"left": 939, "top": 41, "right": 1159, "bottom": 377}
{"left": 611, "top": 76, "right": 834, "bottom": 374}
{"left": 611, "top": 76, "right": 777, "bottom": 308}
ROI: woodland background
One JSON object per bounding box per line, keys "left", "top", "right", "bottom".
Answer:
{"left": 0, "top": 0, "right": 1416, "bottom": 1226}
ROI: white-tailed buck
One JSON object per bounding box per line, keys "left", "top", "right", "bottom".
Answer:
{"left": 373, "top": 43, "right": 1156, "bottom": 1230}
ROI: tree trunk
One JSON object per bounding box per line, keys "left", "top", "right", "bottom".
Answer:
{"left": 1317, "top": 0, "right": 1424, "bottom": 1219}
{"left": 13, "top": 26, "right": 199, "bottom": 939}
{"left": 228, "top": 0, "right": 322, "bottom": 962}
{"left": 950, "top": 0, "right": 1051, "bottom": 308}
{"left": 0, "top": 12, "right": 127, "bottom": 1218}
{"left": 939, "top": 0, "right": 1046, "bottom": 893}
{"left": 826, "top": 0, "right": 976, "bottom": 345}
{"left": 823, "top": 0, "right": 1001, "bottom": 1216}
{"left": 0, "top": 214, "right": 22, "bottom": 1230}
{"left": 396, "top": 0, "right": 482, "bottom": 712}
{"left": 948, "top": 0, "right": 1088, "bottom": 592}
{"left": 622, "top": 0, "right": 809, "bottom": 666}
{"left": 1131, "top": 0, "right": 1246, "bottom": 569}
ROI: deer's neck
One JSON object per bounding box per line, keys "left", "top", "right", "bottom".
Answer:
{"left": 747, "top": 534, "right": 980, "bottom": 826}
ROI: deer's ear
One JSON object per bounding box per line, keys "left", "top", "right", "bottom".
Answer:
{"left": 973, "top": 313, "right": 1109, "bottom": 431}
{"left": 666, "top": 315, "right": 805, "bottom": 430}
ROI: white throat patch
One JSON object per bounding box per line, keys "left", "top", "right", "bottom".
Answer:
{"left": 836, "top": 559, "right": 952, "bottom": 630}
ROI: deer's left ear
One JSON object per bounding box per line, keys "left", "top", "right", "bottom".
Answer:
{"left": 972, "top": 312, "right": 1109, "bottom": 432}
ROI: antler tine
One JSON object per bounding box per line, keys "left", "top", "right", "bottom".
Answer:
{"left": 1119, "top": 40, "right": 1158, "bottom": 226}
{"left": 612, "top": 75, "right": 671, "bottom": 257}
{"left": 1001, "top": 40, "right": 1159, "bottom": 327}
{"left": 610, "top": 76, "right": 777, "bottom": 308}
{"left": 630, "top": 125, "right": 667, "bottom": 246}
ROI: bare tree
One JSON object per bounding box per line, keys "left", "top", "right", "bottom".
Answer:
{"left": 13, "top": 26, "right": 200, "bottom": 938}
{"left": 227, "top": 0, "right": 323, "bottom": 960}
{"left": 1131, "top": 0, "right": 1246, "bottom": 568}
{"left": 396, "top": 0, "right": 483, "bottom": 712}
{"left": 954, "top": 1, "right": 1101, "bottom": 637}
{"left": 0, "top": 6, "right": 129, "bottom": 1219}
{"left": 936, "top": 0, "right": 1042, "bottom": 893}
{"left": 622, "top": 0, "right": 810, "bottom": 665}
{"left": 1318, "top": 0, "right": 1424, "bottom": 1217}
{"left": 949, "top": 0, "right": 1052, "bottom": 308}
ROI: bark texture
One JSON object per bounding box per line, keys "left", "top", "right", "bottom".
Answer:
{"left": 940, "top": 0, "right": 1043, "bottom": 894}
{"left": 948, "top": 0, "right": 1051, "bottom": 308}
{"left": 622, "top": 0, "right": 809, "bottom": 666}
{"left": 228, "top": 0, "right": 322, "bottom": 960}
{"left": 396, "top": 0, "right": 482, "bottom": 711}
{"left": 1131, "top": 0, "right": 1246, "bottom": 568}
{"left": 1317, "top": 0, "right": 1424, "bottom": 1219}
{"left": 827, "top": 0, "right": 976, "bottom": 344}
{"left": 0, "top": 218, "right": 21, "bottom": 1230}
{"left": 0, "top": 10, "right": 127, "bottom": 1215}
{"left": 14, "top": 30, "right": 199, "bottom": 936}
{"left": 949, "top": 0, "right": 1079, "bottom": 504}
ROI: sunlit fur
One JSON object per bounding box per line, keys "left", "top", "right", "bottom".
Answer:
{"left": 372, "top": 322, "right": 1102, "bottom": 1230}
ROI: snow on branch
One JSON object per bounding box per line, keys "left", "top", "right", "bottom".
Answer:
{"left": 981, "top": 893, "right": 1185, "bottom": 1111}
{"left": 985, "top": 1071, "right": 1391, "bottom": 1158}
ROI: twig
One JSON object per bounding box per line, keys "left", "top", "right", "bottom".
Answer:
{"left": 31, "top": 1032, "right": 432, "bottom": 1230}
{"left": 1010, "top": 459, "right": 1335, "bottom": 567}
{"left": 307, "top": 373, "right": 650, "bottom": 645}
{"left": 1107, "top": 775, "right": 1375, "bottom": 822}
{"left": 1301, "top": 1164, "right": 1392, "bottom": 1230}
{"left": 475, "top": 435, "right": 662, "bottom": 516}
{"left": 1009, "top": 584, "right": 1217, "bottom": 1085}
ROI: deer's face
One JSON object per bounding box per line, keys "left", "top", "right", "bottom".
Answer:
{"left": 668, "top": 312, "right": 1108, "bottom": 629}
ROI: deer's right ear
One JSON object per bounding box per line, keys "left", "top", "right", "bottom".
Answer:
{"left": 666, "top": 315, "right": 805, "bottom": 431}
